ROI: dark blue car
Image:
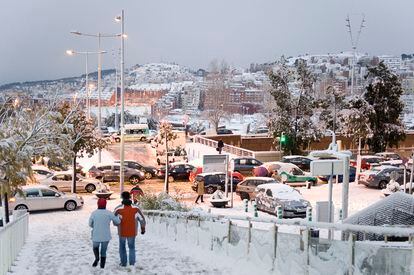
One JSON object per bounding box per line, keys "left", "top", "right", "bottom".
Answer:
{"left": 319, "top": 166, "right": 356, "bottom": 183}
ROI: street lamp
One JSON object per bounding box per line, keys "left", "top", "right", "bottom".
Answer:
{"left": 70, "top": 30, "right": 122, "bottom": 163}
{"left": 65, "top": 49, "right": 106, "bottom": 119}
{"left": 115, "top": 10, "right": 126, "bottom": 194}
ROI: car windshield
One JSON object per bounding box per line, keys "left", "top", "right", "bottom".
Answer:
{"left": 275, "top": 189, "right": 302, "bottom": 200}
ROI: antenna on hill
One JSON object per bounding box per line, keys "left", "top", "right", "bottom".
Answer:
{"left": 346, "top": 13, "right": 366, "bottom": 95}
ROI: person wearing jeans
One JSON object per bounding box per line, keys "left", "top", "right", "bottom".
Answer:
{"left": 119, "top": 236, "right": 136, "bottom": 266}
{"left": 114, "top": 192, "right": 146, "bottom": 267}
{"left": 89, "top": 198, "right": 120, "bottom": 268}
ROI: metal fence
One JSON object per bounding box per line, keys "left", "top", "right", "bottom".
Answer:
{"left": 144, "top": 210, "right": 414, "bottom": 275}
{"left": 0, "top": 211, "right": 29, "bottom": 275}
{"left": 193, "top": 135, "right": 255, "bottom": 157}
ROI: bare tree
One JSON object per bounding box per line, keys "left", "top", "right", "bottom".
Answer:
{"left": 156, "top": 121, "right": 177, "bottom": 194}
{"left": 203, "top": 60, "right": 231, "bottom": 133}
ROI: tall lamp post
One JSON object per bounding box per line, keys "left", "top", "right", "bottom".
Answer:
{"left": 65, "top": 50, "right": 106, "bottom": 118}
{"left": 115, "top": 10, "right": 126, "bottom": 194}
{"left": 70, "top": 30, "right": 122, "bottom": 163}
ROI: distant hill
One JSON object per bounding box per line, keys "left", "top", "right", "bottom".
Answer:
{"left": 0, "top": 69, "right": 116, "bottom": 91}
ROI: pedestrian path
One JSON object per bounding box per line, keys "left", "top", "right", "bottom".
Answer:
{"left": 8, "top": 195, "right": 225, "bottom": 275}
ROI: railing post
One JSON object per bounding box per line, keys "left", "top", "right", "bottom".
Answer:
{"left": 411, "top": 238, "right": 414, "bottom": 274}
{"left": 272, "top": 223, "right": 278, "bottom": 270}
{"left": 348, "top": 233, "right": 356, "bottom": 275}
{"left": 247, "top": 219, "right": 252, "bottom": 255}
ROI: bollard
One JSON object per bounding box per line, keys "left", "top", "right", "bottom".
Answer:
{"left": 276, "top": 205, "right": 283, "bottom": 219}
{"left": 252, "top": 201, "right": 258, "bottom": 217}
{"left": 306, "top": 206, "right": 312, "bottom": 222}
{"left": 244, "top": 199, "right": 248, "bottom": 213}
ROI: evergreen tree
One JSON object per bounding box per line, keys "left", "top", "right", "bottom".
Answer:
{"left": 268, "top": 58, "right": 322, "bottom": 154}
{"left": 364, "top": 62, "right": 405, "bottom": 152}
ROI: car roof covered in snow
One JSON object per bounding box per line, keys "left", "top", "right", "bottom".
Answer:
{"left": 243, "top": 177, "right": 277, "bottom": 181}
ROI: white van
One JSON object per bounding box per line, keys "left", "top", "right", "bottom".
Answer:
{"left": 112, "top": 124, "right": 149, "bottom": 142}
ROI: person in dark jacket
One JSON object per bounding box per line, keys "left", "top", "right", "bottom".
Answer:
{"left": 89, "top": 198, "right": 121, "bottom": 268}
{"left": 217, "top": 140, "right": 224, "bottom": 154}
{"left": 114, "top": 192, "right": 146, "bottom": 267}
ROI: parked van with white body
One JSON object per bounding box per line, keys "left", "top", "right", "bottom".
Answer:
{"left": 112, "top": 123, "right": 150, "bottom": 142}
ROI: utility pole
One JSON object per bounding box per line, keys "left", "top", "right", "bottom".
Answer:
{"left": 345, "top": 14, "right": 366, "bottom": 95}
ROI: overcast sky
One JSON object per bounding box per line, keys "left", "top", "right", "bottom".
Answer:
{"left": 0, "top": 0, "right": 412, "bottom": 84}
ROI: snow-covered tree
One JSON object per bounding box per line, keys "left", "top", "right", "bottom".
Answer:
{"left": 363, "top": 62, "right": 405, "bottom": 152}
{"left": 0, "top": 97, "right": 72, "bottom": 223}
{"left": 58, "top": 102, "right": 107, "bottom": 193}
{"left": 268, "top": 58, "right": 322, "bottom": 154}
{"left": 338, "top": 96, "right": 373, "bottom": 145}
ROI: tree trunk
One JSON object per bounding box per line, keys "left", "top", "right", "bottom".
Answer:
{"left": 72, "top": 155, "right": 77, "bottom": 193}
{"left": 4, "top": 192, "right": 10, "bottom": 224}
{"left": 164, "top": 135, "right": 169, "bottom": 194}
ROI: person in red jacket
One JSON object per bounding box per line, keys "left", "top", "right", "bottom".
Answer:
{"left": 114, "top": 192, "right": 146, "bottom": 267}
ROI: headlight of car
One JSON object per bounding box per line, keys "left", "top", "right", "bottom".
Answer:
{"left": 153, "top": 169, "right": 157, "bottom": 173}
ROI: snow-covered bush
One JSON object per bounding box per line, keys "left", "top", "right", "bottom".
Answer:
{"left": 139, "top": 192, "right": 189, "bottom": 212}
{"left": 385, "top": 179, "right": 401, "bottom": 193}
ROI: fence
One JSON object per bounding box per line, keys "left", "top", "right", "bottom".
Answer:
{"left": 0, "top": 211, "right": 29, "bottom": 275}
{"left": 144, "top": 210, "right": 414, "bottom": 275}
{"left": 193, "top": 135, "right": 255, "bottom": 157}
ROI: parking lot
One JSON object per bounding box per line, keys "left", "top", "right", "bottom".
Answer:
{"left": 102, "top": 142, "right": 384, "bottom": 218}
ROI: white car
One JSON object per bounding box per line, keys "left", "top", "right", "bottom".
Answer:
{"left": 39, "top": 171, "right": 100, "bottom": 193}
{"left": 29, "top": 165, "right": 53, "bottom": 183}
{"left": 9, "top": 185, "right": 84, "bottom": 212}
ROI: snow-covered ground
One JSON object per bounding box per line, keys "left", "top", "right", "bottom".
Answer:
{"left": 9, "top": 195, "right": 235, "bottom": 275}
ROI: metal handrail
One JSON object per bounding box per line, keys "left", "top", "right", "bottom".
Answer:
{"left": 143, "top": 210, "right": 414, "bottom": 237}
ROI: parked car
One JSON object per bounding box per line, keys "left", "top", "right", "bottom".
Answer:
{"left": 192, "top": 172, "right": 242, "bottom": 194}
{"left": 236, "top": 177, "right": 279, "bottom": 201}
{"left": 100, "top": 126, "right": 111, "bottom": 138}
{"left": 30, "top": 165, "right": 53, "bottom": 182}
{"left": 358, "top": 166, "right": 409, "bottom": 189}
{"left": 157, "top": 163, "right": 195, "bottom": 182}
{"left": 350, "top": 156, "right": 384, "bottom": 171}
{"left": 217, "top": 128, "right": 233, "bottom": 135}
{"left": 156, "top": 148, "right": 188, "bottom": 165}
{"left": 281, "top": 156, "right": 313, "bottom": 172}
{"left": 88, "top": 163, "right": 145, "bottom": 184}
{"left": 318, "top": 166, "right": 357, "bottom": 183}
{"left": 255, "top": 183, "right": 310, "bottom": 218}
{"left": 375, "top": 152, "right": 402, "bottom": 161}
{"left": 189, "top": 167, "right": 244, "bottom": 183}
{"left": 39, "top": 171, "right": 100, "bottom": 193}
{"left": 280, "top": 167, "right": 318, "bottom": 186}
{"left": 9, "top": 185, "right": 84, "bottom": 212}
{"left": 114, "top": 160, "right": 158, "bottom": 179}
{"left": 233, "top": 157, "right": 263, "bottom": 175}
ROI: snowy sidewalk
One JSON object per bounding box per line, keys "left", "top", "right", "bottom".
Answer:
{"left": 9, "top": 195, "right": 228, "bottom": 275}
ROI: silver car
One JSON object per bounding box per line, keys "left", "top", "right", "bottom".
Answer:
{"left": 255, "top": 183, "right": 310, "bottom": 218}
{"left": 9, "top": 185, "right": 84, "bottom": 212}
{"left": 39, "top": 171, "right": 100, "bottom": 193}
